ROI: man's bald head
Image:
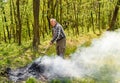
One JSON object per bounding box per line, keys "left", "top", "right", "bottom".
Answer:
{"left": 50, "top": 18, "right": 57, "bottom": 27}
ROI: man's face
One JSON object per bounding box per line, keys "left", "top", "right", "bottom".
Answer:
{"left": 50, "top": 21, "right": 56, "bottom": 27}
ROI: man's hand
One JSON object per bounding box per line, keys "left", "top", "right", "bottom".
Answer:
{"left": 49, "top": 41, "right": 53, "bottom": 45}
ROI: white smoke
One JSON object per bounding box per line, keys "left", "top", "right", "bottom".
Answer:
{"left": 35, "top": 30, "right": 120, "bottom": 82}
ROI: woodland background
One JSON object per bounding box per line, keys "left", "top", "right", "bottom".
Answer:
{"left": 0, "top": 0, "right": 120, "bottom": 82}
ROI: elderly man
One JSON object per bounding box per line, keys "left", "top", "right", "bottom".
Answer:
{"left": 49, "top": 18, "right": 66, "bottom": 58}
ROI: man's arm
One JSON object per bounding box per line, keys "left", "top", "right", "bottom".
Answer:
{"left": 51, "top": 26, "right": 61, "bottom": 43}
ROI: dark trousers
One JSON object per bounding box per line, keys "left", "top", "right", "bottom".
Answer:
{"left": 56, "top": 38, "right": 66, "bottom": 58}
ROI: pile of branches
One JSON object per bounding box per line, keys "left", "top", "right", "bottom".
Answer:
{"left": 0, "top": 58, "right": 47, "bottom": 82}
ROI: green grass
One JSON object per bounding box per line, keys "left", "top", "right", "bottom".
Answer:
{"left": 24, "top": 77, "right": 96, "bottom": 83}
{"left": 0, "top": 33, "right": 98, "bottom": 83}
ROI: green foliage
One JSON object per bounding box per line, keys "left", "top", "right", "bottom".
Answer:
{"left": 117, "top": 0, "right": 120, "bottom": 5}
{"left": 50, "top": 78, "right": 71, "bottom": 83}
{"left": 26, "top": 77, "right": 38, "bottom": 83}
{"left": 65, "top": 45, "right": 77, "bottom": 57}
{"left": 0, "top": 0, "right": 119, "bottom": 44}
{"left": 49, "top": 78, "right": 96, "bottom": 83}
{"left": 0, "top": 0, "right": 119, "bottom": 82}
{"left": 91, "top": 57, "right": 119, "bottom": 83}
{"left": 0, "top": 41, "right": 32, "bottom": 69}
{"left": 50, "top": 79, "right": 61, "bottom": 83}
{"left": 80, "top": 41, "right": 91, "bottom": 47}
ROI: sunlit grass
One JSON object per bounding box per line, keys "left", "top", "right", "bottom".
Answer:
{"left": 0, "top": 33, "right": 98, "bottom": 82}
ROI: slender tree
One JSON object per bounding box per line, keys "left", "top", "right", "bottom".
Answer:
{"left": 60, "top": 0, "right": 62, "bottom": 24}
{"left": 91, "top": 11, "right": 96, "bottom": 34}
{"left": 9, "top": 0, "right": 14, "bottom": 42}
{"left": 2, "top": 16, "right": 7, "bottom": 42}
{"left": 32, "top": 0, "right": 40, "bottom": 51}
{"left": 16, "top": 0, "right": 22, "bottom": 45}
{"left": 98, "top": 0, "right": 101, "bottom": 33}
{"left": 108, "top": 0, "right": 120, "bottom": 31}
{"left": 25, "top": 0, "right": 31, "bottom": 40}
{"left": 2, "top": 6, "right": 10, "bottom": 42}
{"left": 11, "top": 0, "right": 17, "bottom": 42}
{"left": 47, "top": 0, "right": 51, "bottom": 30}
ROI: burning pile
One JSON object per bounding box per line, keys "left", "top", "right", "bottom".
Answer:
{"left": 4, "top": 58, "right": 46, "bottom": 82}
{"left": 4, "top": 56, "right": 77, "bottom": 82}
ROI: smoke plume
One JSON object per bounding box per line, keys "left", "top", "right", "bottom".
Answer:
{"left": 8, "top": 30, "right": 120, "bottom": 82}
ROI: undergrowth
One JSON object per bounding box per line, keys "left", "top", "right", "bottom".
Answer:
{"left": 0, "top": 33, "right": 98, "bottom": 83}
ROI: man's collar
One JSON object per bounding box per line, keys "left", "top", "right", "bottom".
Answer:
{"left": 53, "top": 22, "right": 57, "bottom": 27}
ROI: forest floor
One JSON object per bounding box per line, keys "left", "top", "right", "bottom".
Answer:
{"left": 0, "top": 33, "right": 99, "bottom": 82}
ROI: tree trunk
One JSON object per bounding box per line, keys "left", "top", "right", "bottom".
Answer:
{"left": 12, "top": 0, "right": 17, "bottom": 42}
{"left": 60, "top": 0, "right": 62, "bottom": 24}
{"left": 2, "top": 7, "right": 10, "bottom": 42}
{"left": 108, "top": 0, "right": 120, "bottom": 31}
{"left": 47, "top": 0, "right": 51, "bottom": 30}
{"left": 1, "top": 16, "right": 7, "bottom": 43}
{"left": 91, "top": 11, "right": 96, "bottom": 34}
{"left": 16, "top": 0, "right": 22, "bottom": 45}
{"left": 26, "top": 14, "right": 31, "bottom": 40}
{"left": 98, "top": 1, "right": 101, "bottom": 34}
{"left": 32, "top": 0, "right": 40, "bottom": 51}
{"left": 9, "top": 0, "right": 13, "bottom": 42}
